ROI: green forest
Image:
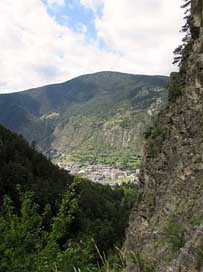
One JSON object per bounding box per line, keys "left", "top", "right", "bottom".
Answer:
{"left": 0, "top": 125, "right": 139, "bottom": 271}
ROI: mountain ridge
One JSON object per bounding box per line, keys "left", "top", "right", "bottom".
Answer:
{"left": 0, "top": 71, "right": 169, "bottom": 168}
{"left": 2, "top": 71, "right": 169, "bottom": 94}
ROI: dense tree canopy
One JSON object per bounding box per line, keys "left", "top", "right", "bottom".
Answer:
{"left": 0, "top": 125, "right": 139, "bottom": 271}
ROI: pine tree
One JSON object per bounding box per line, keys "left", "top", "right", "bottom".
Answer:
{"left": 173, "top": 0, "right": 192, "bottom": 66}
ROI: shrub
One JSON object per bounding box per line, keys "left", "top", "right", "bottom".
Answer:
{"left": 195, "top": 248, "right": 203, "bottom": 270}
{"left": 145, "top": 124, "right": 167, "bottom": 158}
{"left": 130, "top": 251, "right": 155, "bottom": 272}
{"left": 168, "top": 72, "right": 183, "bottom": 102}
{"left": 165, "top": 219, "right": 186, "bottom": 254}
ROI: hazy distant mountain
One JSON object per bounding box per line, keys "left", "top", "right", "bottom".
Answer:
{"left": 0, "top": 71, "right": 169, "bottom": 167}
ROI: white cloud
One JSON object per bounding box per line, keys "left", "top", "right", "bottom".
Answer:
{"left": 47, "top": 0, "right": 65, "bottom": 6}
{"left": 0, "top": 0, "right": 184, "bottom": 93}
{"left": 95, "top": 0, "right": 184, "bottom": 74}
{"left": 0, "top": 0, "right": 115, "bottom": 92}
{"left": 80, "top": 0, "right": 103, "bottom": 10}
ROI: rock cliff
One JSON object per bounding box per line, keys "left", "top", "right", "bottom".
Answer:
{"left": 124, "top": 1, "right": 203, "bottom": 271}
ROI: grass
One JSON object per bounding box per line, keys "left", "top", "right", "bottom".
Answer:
{"left": 165, "top": 218, "right": 186, "bottom": 254}
{"left": 130, "top": 251, "right": 155, "bottom": 272}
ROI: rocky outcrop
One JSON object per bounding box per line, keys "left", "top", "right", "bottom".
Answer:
{"left": 124, "top": 1, "right": 203, "bottom": 271}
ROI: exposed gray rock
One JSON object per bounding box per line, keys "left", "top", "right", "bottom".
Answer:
{"left": 124, "top": 1, "right": 203, "bottom": 271}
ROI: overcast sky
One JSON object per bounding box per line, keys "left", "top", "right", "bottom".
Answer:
{"left": 0, "top": 0, "right": 184, "bottom": 93}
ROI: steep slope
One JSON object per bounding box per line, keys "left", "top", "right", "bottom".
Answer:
{"left": 0, "top": 72, "right": 168, "bottom": 167}
{"left": 0, "top": 124, "right": 138, "bottom": 271}
{"left": 0, "top": 124, "right": 73, "bottom": 209}
{"left": 124, "top": 0, "right": 203, "bottom": 271}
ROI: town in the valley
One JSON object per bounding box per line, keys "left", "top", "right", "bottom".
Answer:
{"left": 57, "top": 162, "right": 140, "bottom": 185}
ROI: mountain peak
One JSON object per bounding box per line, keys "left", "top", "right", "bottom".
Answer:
{"left": 0, "top": 72, "right": 168, "bottom": 169}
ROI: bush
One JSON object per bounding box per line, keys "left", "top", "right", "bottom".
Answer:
{"left": 130, "top": 251, "right": 155, "bottom": 272}
{"left": 165, "top": 218, "right": 186, "bottom": 254}
{"left": 195, "top": 248, "right": 203, "bottom": 270}
{"left": 0, "top": 179, "right": 139, "bottom": 271}
{"left": 145, "top": 123, "right": 167, "bottom": 158}
{"left": 168, "top": 72, "right": 183, "bottom": 102}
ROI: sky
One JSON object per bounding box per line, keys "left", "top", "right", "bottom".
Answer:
{"left": 0, "top": 0, "right": 184, "bottom": 93}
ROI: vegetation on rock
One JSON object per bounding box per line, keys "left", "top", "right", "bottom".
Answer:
{"left": 125, "top": 0, "right": 203, "bottom": 271}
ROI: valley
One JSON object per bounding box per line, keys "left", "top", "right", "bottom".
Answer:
{"left": 1, "top": 0, "right": 203, "bottom": 271}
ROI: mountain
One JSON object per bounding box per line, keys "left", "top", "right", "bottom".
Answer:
{"left": 0, "top": 72, "right": 169, "bottom": 168}
{"left": 124, "top": 1, "right": 203, "bottom": 271}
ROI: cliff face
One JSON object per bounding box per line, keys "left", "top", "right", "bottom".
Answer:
{"left": 124, "top": 1, "right": 203, "bottom": 271}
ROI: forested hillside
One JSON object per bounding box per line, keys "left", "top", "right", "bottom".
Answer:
{"left": 0, "top": 125, "right": 71, "bottom": 208}
{"left": 0, "top": 125, "right": 137, "bottom": 271}
{"left": 0, "top": 72, "right": 168, "bottom": 167}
